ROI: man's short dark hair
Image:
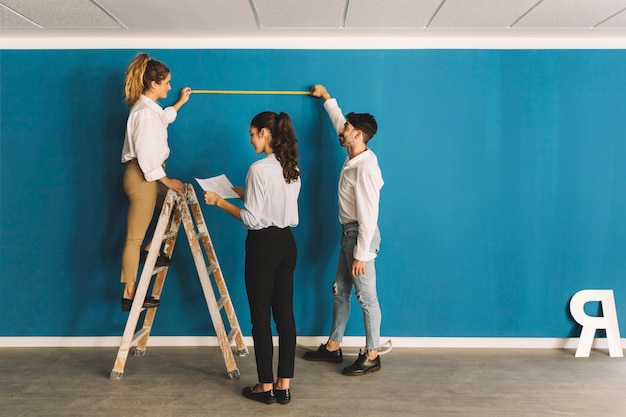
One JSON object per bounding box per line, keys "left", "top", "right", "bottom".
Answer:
{"left": 346, "top": 112, "right": 377, "bottom": 142}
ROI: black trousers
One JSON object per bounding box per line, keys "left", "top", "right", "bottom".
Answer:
{"left": 245, "top": 226, "right": 297, "bottom": 383}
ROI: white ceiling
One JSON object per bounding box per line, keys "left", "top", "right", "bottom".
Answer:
{"left": 2, "top": 0, "right": 626, "bottom": 48}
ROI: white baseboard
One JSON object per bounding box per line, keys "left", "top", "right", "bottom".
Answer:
{"left": 0, "top": 336, "right": 623, "bottom": 350}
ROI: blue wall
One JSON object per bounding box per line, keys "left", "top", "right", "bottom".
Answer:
{"left": 1, "top": 49, "right": 626, "bottom": 338}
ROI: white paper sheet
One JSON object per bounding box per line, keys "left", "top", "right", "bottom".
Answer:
{"left": 194, "top": 174, "right": 240, "bottom": 199}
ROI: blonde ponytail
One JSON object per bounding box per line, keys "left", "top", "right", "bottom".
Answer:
{"left": 124, "top": 53, "right": 170, "bottom": 107}
{"left": 124, "top": 53, "right": 149, "bottom": 107}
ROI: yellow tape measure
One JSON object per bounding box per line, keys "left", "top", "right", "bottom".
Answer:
{"left": 192, "top": 89, "right": 312, "bottom": 95}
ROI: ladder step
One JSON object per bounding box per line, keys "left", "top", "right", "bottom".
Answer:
{"left": 152, "top": 266, "right": 166, "bottom": 275}
{"left": 217, "top": 295, "right": 229, "bottom": 310}
{"left": 162, "top": 231, "right": 177, "bottom": 241}
{"left": 227, "top": 327, "right": 240, "bottom": 344}
{"left": 132, "top": 327, "right": 150, "bottom": 344}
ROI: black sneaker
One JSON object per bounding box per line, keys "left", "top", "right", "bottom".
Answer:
{"left": 303, "top": 344, "right": 343, "bottom": 363}
{"left": 342, "top": 352, "right": 381, "bottom": 376}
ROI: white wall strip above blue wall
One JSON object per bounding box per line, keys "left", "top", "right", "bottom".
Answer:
{"left": 3, "top": 33, "right": 626, "bottom": 50}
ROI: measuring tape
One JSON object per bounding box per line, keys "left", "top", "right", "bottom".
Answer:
{"left": 192, "top": 89, "right": 312, "bottom": 95}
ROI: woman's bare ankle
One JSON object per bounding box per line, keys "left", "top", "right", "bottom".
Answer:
{"left": 274, "top": 378, "right": 290, "bottom": 390}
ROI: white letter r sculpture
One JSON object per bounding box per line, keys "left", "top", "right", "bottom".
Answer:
{"left": 569, "top": 289, "right": 623, "bottom": 358}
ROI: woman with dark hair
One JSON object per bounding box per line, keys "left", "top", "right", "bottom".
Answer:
{"left": 120, "top": 53, "right": 191, "bottom": 312}
{"left": 204, "top": 111, "right": 301, "bottom": 405}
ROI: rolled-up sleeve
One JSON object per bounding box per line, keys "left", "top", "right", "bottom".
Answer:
{"left": 162, "top": 106, "right": 177, "bottom": 124}
{"left": 239, "top": 166, "right": 266, "bottom": 228}
{"left": 354, "top": 164, "right": 383, "bottom": 261}
{"left": 133, "top": 113, "right": 168, "bottom": 182}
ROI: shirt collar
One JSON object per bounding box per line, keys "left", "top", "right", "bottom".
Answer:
{"left": 139, "top": 94, "right": 164, "bottom": 113}
{"left": 345, "top": 148, "right": 371, "bottom": 167}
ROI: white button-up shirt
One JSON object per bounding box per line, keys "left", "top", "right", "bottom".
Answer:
{"left": 121, "top": 95, "right": 177, "bottom": 182}
{"left": 240, "top": 153, "right": 301, "bottom": 230}
{"left": 324, "top": 98, "right": 384, "bottom": 261}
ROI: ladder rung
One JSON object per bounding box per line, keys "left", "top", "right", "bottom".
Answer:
{"left": 162, "top": 231, "right": 177, "bottom": 241}
{"left": 132, "top": 327, "right": 150, "bottom": 344}
{"left": 227, "top": 327, "right": 240, "bottom": 344}
{"left": 152, "top": 266, "right": 166, "bottom": 275}
{"left": 217, "top": 295, "right": 229, "bottom": 310}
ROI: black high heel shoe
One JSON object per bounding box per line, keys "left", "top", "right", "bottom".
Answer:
{"left": 121, "top": 296, "right": 160, "bottom": 312}
{"left": 139, "top": 250, "right": 172, "bottom": 267}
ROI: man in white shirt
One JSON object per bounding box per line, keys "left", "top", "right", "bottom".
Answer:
{"left": 304, "top": 84, "right": 384, "bottom": 376}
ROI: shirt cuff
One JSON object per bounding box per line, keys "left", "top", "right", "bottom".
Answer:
{"left": 143, "top": 166, "right": 166, "bottom": 182}
{"left": 162, "top": 107, "right": 178, "bottom": 124}
{"left": 354, "top": 245, "right": 376, "bottom": 262}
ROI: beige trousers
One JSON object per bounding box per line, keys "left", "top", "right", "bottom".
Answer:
{"left": 120, "top": 159, "right": 166, "bottom": 283}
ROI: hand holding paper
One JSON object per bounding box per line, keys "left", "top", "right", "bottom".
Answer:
{"left": 195, "top": 174, "right": 240, "bottom": 199}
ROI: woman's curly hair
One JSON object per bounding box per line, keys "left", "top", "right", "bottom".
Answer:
{"left": 251, "top": 111, "right": 300, "bottom": 183}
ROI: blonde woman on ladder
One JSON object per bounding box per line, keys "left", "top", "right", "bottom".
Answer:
{"left": 119, "top": 53, "right": 191, "bottom": 312}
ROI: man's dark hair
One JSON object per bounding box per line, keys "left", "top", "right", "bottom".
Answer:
{"left": 346, "top": 112, "right": 378, "bottom": 143}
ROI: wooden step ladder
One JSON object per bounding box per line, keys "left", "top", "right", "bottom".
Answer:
{"left": 110, "top": 184, "right": 248, "bottom": 380}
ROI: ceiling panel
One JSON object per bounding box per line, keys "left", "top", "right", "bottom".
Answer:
{"left": 1, "top": 0, "right": 121, "bottom": 28}
{"left": 429, "top": 0, "right": 540, "bottom": 28}
{"left": 515, "top": 0, "right": 626, "bottom": 28}
{"left": 597, "top": 7, "right": 626, "bottom": 27}
{"left": 98, "top": 0, "right": 258, "bottom": 33}
{"left": 252, "top": 0, "right": 345, "bottom": 28}
{"left": 2, "top": 0, "right": 626, "bottom": 47}
{"left": 345, "top": 0, "right": 441, "bottom": 28}
{"left": 0, "top": 4, "right": 38, "bottom": 28}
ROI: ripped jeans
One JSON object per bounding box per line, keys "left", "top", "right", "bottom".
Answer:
{"left": 329, "top": 222, "right": 382, "bottom": 351}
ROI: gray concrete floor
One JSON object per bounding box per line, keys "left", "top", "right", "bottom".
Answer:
{"left": 0, "top": 345, "right": 625, "bottom": 417}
